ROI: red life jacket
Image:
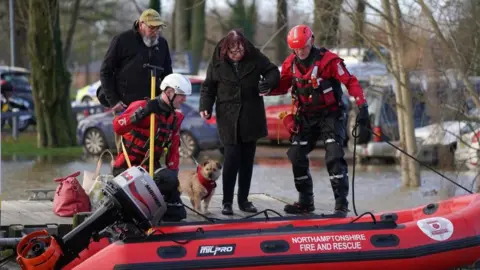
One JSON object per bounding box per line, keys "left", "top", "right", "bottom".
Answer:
{"left": 197, "top": 166, "right": 217, "bottom": 199}
{"left": 120, "top": 113, "right": 178, "bottom": 169}
{"left": 291, "top": 48, "right": 344, "bottom": 113}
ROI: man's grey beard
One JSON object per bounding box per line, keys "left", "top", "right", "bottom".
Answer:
{"left": 142, "top": 35, "right": 159, "bottom": 47}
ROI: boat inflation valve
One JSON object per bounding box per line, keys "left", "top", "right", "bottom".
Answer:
{"left": 423, "top": 203, "right": 439, "bottom": 215}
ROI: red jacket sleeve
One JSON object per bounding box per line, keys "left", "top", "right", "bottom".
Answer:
{"left": 112, "top": 100, "right": 148, "bottom": 135}
{"left": 165, "top": 111, "right": 184, "bottom": 170}
{"left": 324, "top": 57, "right": 367, "bottom": 107}
{"left": 269, "top": 54, "right": 295, "bottom": 96}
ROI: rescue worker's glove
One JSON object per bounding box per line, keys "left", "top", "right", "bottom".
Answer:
{"left": 131, "top": 98, "right": 172, "bottom": 124}
{"left": 356, "top": 104, "right": 370, "bottom": 127}
{"left": 354, "top": 104, "right": 372, "bottom": 144}
{"left": 146, "top": 97, "right": 172, "bottom": 115}
{"left": 258, "top": 80, "right": 271, "bottom": 95}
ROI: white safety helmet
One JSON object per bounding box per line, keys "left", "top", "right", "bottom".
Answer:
{"left": 160, "top": 73, "right": 192, "bottom": 96}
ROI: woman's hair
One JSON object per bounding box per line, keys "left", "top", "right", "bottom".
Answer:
{"left": 217, "top": 29, "right": 251, "bottom": 60}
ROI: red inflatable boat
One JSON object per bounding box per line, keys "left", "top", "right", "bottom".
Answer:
{"left": 69, "top": 193, "right": 480, "bottom": 270}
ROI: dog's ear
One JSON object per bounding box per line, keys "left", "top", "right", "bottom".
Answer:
{"left": 203, "top": 160, "right": 210, "bottom": 167}
{"left": 216, "top": 162, "right": 222, "bottom": 170}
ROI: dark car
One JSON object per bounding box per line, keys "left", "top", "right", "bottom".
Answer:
{"left": 0, "top": 66, "right": 35, "bottom": 131}
{"left": 76, "top": 102, "right": 222, "bottom": 158}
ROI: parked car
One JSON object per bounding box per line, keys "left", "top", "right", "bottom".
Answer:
{"left": 347, "top": 84, "right": 432, "bottom": 162}
{"left": 0, "top": 66, "right": 36, "bottom": 131}
{"left": 76, "top": 102, "right": 222, "bottom": 158}
{"left": 264, "top": 95, "right": 293, "bottom": 143}
{"left": 75, "top": 80, "right": 102, "bottom": 104}
{"left": 0, "top": 66, "right": 32, "bottom": 94}
{"left": 75, "top": 77, "right": 204, "bottom": 105}
{"left": 455, "top": 125, "right": 480, "bottom": 170}
{"left": 414, "top": 121, "right": 470, "bottom": 165}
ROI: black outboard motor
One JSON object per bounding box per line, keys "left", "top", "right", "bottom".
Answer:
{"left": 16, "top": 166, "right": 167, "bottom": 270}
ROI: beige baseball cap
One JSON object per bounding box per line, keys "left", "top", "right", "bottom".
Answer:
{"left": 139, "top": 9, "right": 166, "bottom": 27}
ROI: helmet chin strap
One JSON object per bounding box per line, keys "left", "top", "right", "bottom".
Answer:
{"left": 159, "top": 91, "right": 176, "bottom": 112}
{"left": 168, "top": 93, "right": 177, "bottom": 109}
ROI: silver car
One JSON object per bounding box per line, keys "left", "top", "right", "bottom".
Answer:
{"left": 76, "top": 102, "right": 222, "bottom": 158}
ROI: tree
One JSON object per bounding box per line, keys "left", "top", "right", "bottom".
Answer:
{"left": 313, "top": 0, "right": 343, "bottom": 47}
{"left": 228, "top": 0, "right": 257, "bottom": 42}
{"left": 274, "top": 0, "right": 288, "bottom": 64}
{"left": 13, "top": 0, "right": 29, "bottom": 68}
{"left": 190, "top": 0, "right": 206, "bottom": 74}
{"left": 341, "top": 0, "right": 423, "bottom": 186}
{"left": 173, "top": 0, "right": 191, "bottom": 52}
{"left": 382, "top": 0, "right": 420, "bottom": 186}
{"left": 417, "top": 0, "right": 480, "bottom": 111}
{"left": 27, "top": 0, "right": 77, "bottom": 147}
{"left": 149, "top": 0, "right": 161, "bottom": 15}
{"left": 353, "top": 0, "right": 366, "bottom": 46}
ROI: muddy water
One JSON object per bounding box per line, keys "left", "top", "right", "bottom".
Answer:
{"left": 1, "top": 150, "right": 478, "bottom": 214}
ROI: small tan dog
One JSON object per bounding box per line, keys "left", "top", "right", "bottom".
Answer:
{"left": 178, "top": 159, "right": 222, "bottom": 214}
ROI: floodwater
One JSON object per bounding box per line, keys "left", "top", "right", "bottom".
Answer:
{"left": 1, "top": 147, "right": 479, "bottom": 214}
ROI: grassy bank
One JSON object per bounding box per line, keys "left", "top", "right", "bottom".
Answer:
{"left": 1, "top": 132, "right": 84, "bottom": 156}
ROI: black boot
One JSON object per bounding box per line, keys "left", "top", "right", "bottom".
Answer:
{"left": 284, "top": 193, "right": 315, "bottom": 214}
{"left": 330, "top": 172, "right": 349, "bottom": 218}
{"left": 222, "top": 203, "right": 234, "bottom": 215}
{"left": 333, "top": 206, "right": 349, "bottom": 218}
{"left": 239, "top": 201, "right": 257, "bottom": 213}
{"left": 161, "top": 187, "right": 187, "bottom": 222}
{"left": 162, "top": 202, "right": 187, "bottom": 222}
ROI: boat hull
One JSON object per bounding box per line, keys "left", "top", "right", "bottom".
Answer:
{"left": 71, "top": 193, "right": 480, "bottom": 270}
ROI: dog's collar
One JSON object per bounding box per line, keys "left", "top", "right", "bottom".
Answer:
{"left": 197, "top": 166, "right": 217, "bottom": 199}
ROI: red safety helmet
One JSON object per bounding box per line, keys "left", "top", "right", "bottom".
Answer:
{"left": 287, "top": 25, "right": 314, "bottom": 49}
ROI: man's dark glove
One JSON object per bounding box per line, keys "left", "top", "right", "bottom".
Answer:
{"left": 356, "top": 105, "right": 370, "bottom": 126}
{"left": 147, "top": 97, "right": 172, "bottom": 115}
{"left": 131, "top": 97, "right": 172, "bottom": 124}
{"left": 354, "top": 104, "right": 371, "bottom": 144}
{"left": 258, "top": 80, "right": 271, "bottom": 95}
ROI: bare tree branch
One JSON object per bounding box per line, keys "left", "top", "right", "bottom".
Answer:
{"left": 130, "top": 0, "right": 144, "bottom": 15}
{"left": 260, "top": 22, "right": 288, "bottom": 53}
{"left": 416, "top": 0, "right": 480, "bottom": 110}
{"left": 210, "top": 8, "right": 230, "bottom": 32}
{"left": 186, "top": 0, "right": 207, "bottom": 10}
{"left": 63, "top": 0, "right": 81, "bottom": 62}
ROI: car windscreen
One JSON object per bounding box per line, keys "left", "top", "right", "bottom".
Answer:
{"left": 191, "top": 82, "right": 201, "bottom": 95}
{"left": 1, "top": 72, "right": 31, "bottom": 90}
{"left": 379, "top": 88, "right": 430, "bottom": 128}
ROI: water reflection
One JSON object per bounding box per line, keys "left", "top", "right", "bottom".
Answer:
{"left": 1, "top": 151, "right": 478, "bottom": 213}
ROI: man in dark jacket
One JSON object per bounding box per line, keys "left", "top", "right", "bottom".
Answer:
{"left": 99, "top": 9, "right": 173, "bottom": 111}
{"left": 199, "top": 30, "right": 280, "bottom": 215}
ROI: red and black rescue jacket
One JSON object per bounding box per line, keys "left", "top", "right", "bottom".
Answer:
{"left": 270, "top": 47, "right": 367, "bottom": 114}
{"left": 112, "top": 100, "right": 183, "bottom": 171}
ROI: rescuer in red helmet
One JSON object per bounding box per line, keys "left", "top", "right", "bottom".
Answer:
{"left": 259, "top": 24, "right": 370, "bottom": 217}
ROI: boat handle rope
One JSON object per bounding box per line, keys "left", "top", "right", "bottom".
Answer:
{"left": 180, "top": 202, "right": 221, "bottom": 223}
{"left": 240, "top": 209, "right": 284, "bottom": 220}
{"left": 181, "top": 201, "right": 285, "bottom": 223}
{"left": 349, "top": 211, "right": 376, "bottom": 224}
{"left": 145, "top": 227, "right": 206, "bottom": 245}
